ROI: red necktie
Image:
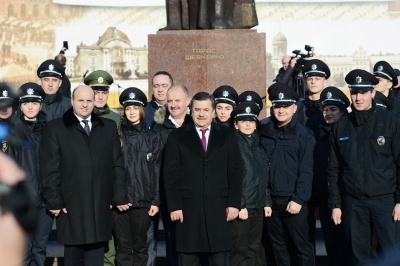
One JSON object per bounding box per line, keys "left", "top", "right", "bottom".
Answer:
{"left": 200, "top": 128, "right": 208, "bottom": 152}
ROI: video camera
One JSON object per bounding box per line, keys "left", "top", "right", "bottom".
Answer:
{"left": 290, "top": 45, "right": 315, "bottom": 99}
{"left": 291, "top": 45, "right": 315, "bottom": 67}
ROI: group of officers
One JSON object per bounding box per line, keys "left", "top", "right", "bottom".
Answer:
{"left": 0, "top": 55, "right": 400, "bottom": 266}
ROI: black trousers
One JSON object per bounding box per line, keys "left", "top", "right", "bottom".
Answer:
{"left": 113, "top": 207, "right": 151, "bottom": 266}
{"left": 318, "top": 201, "right": 351, "bottom": 266}
{"left": 268, "top": 196, "right": 315, "bottom": 266}
{"left": 24, "top": 205, "right": 54, "bottom": 266}
{"left": 161, "top": 206, "right": 178, "bottom": 266}
{"left": 64, "top": 242, "right": 105, "bottom": 266}
{"left": 178, "top": 251, "right": 229, "bottom": 266}
{"left": 342, "top": 195, "right": 400, "bottom": 266}
{"left": 229, "top": 208, "right": 265, "bottom": 266}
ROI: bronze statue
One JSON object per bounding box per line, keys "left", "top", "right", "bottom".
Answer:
{"left": 160, "top": 0, "right": 258, "bottom": 30}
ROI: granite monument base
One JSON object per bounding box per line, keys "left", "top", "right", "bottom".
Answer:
{"left": 148, "top": 29, "right": 266, "bottom": 102}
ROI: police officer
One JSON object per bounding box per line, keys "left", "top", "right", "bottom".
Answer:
{"left": 373, "top": 61, "right": 400, "bottom": 114}
{"left": 296, "top": 59, "right": 330, "bottom": 140}
{"left": 37, "top": 59, "right": 71, "bottom": 121}
{"left": 261, "top": 83, "right": 315, "bottom": 266}
{"left": 0, "top": 83, "right": 19, "bottom": 156}
{"left": 328, "top": 69, "right": 400, "bottom": 265}
{"left": 313, "top": 86, "right": 351, "bottom": 266}
{"left": 84, "top": 70, "right": 121, "bottom": 126}
{"left": 17, "top": 83, "right": 52, "bottom": 266}
{"left": 230, "top": 101, "right": 271, "bottom": 266}
{"left": 212, "top": 85, "right": 238, "bottom": 127}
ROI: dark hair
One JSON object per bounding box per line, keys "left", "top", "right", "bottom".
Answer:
{"left": 190, "top": 92, "right": 215, "bottom": 112}
{"left": 54, "top": 54, "right": 67, "bottom": 67}
{"left": 152, "top": 71, "right": 173, "bottom": 86}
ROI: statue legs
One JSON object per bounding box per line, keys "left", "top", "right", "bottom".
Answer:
{"left": 160, "top": 0, "right": 183, "bottom": 30}
{"left": 209, "top": 0, "right": 233, "bottom": 29}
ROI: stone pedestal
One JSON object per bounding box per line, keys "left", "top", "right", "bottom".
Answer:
{"left": 148, "top": 29, "right": 266, "bottom": 101}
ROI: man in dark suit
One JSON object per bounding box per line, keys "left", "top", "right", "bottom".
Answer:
{"left": 40, "top": 85, "right": 131, "bottom": 266}
{"left": 163, "top": 92, "right": 243, "bottom": 266}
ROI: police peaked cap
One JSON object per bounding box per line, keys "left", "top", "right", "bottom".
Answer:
{"left": 213, "top": 85, "right": 238, "bottom": 106}
{"left": 320, "top": 86, "right": 350, "bottom": 109}
{"left": 231, "top": 101, "right": 260, "bottom": 121}
{"left": 37, "top": 59, "right": 64, "bottom": 79}
{"left": 373, "top": 61, "right": 398, "bottom": 87}
{"left": 345, "top": 69, "right": 378, "bottom": 92}
{"left": 18, "top": 82, "right": 45, "bottom": 103}
{"left": 268, "top": 83, "right": 299, "bottom": 107}
{"left": 238, "top": 90, "right": 263, "bottom": 111}
{"left": 119, "top": 87, "right": 147, "bottom": 107}
{"left": 303, "top": 59, "right": 331, "bottom": 79}
{"left": 0, "top": 83, "right": 17, "bottom": 109}
{"left": 84, "top": 70, "right": 114, "bottom": 91}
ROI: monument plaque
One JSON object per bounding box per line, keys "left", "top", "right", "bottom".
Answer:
{"left": 148, "top": 29, "right": 266, "bottom": 101}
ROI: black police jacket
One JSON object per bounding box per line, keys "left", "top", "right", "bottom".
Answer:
{"left": 120, "top": 119, "right": 162, "bottom": 208}
{"left": 236, "top": 131, "right": 271, "bottom": 209}
{"left": 311, "top": 124, "right": 333, "bottom": 203}
{"left": 260, "top": 117, "right": 315, "bottom": 205}
{"left": 296, "top": 99, "right": 325, "bottom": 141}
{"left": 327, "top": 103, "right": 400, "bottom": 209}
{"left": 17, "top": 111, "right": 46, "bottom": 205}
{"left": 41, "top": 90, "right": 71, "bottom": 121}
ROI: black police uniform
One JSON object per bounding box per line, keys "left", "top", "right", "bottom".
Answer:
{"left": 296, "top": 59, "right": 330, "bottom": 141}
{"left": 37, "top": 60, "right": 71, "bottom": 121}
{"left": 229, "top": 102, "right": 271, "bottom": 266}
{"left": 17, "top": 82, "right": 53, "bottom": 266}
{"left": 212, "top": 85, "right": 238, "bottom": 127}
{"left": 374, "top": 91, "right": 393, "bottom": 111}
{"left": 261, "top": 83, "right": 315, "bottom": 266}
{"left": 312, "top": 86, "right": 352, "bottom": 266}
{"left": 373, "top": 61, "right": 400, "bottom": 114}
{"left": 328, "top": 69, "right": 400, "bottom": 265}
{"left": 113, "top": 87, "right": 162, "bottom": 266}
{"left": 0, "top": 83, "right": 20, "bottom": 157}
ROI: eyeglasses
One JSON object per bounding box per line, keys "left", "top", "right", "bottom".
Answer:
{"left": 153, "top": 84, "right": 169, "bottom": 89}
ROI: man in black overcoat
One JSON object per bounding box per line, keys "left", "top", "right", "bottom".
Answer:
{"left": 39, "top": 85, "right": 130, "bottom": 265}
{"left": 163, "top": 92, "right": 243, "bottom": 266}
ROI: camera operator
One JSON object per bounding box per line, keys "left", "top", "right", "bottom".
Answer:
{"left": 274, "top": 55, "right": 300, "bottom": 91}
{"left": 55, "top": 46, "right": 71, "bottom": 99}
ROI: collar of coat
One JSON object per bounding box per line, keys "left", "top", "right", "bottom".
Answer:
{"left": 63, "top": 107, "right": 104, "bottom": 128}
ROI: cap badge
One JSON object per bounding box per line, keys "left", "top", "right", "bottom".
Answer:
{"left": 2, "top": 140, "right": 8, "bottom": 152}
{"left": 278, "top": 93, "right": 284, "bottom": 100}
{"left": 129, "top": 92, "right": 135, "bottom": 99}
{"left": 377, "top": 65, "right": 383, "bottom": 72}
{"left": 326, "top": 92, "right": 332, "bottom": 99}
{"left": 2, "top": 90, "right": 8, "bottom": 97}
{"left": 48, "top": 64, "right": 54, "bottom": 71}
{"left": 222, "top": 90, "right": 229, "bottom": 97}
{"left": 356, "top": 76, "right": 362, "bottom": 84}
{"left": 377, "top": 136, "right": 385, "bottom": 146}
{"left": 311, "top": 64, "right": 317, "bottom": 70}
{"left": 98, "top": 77, "right": 104, "bottom": 84}
{"left": 27, "top": 88, "right": 34, "bottom": 95}
{"left": 246, "top": 95, "right": 252, "bottom": 101}
{"left": 245, "top": 106, "right": 251, "bottom": 114}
